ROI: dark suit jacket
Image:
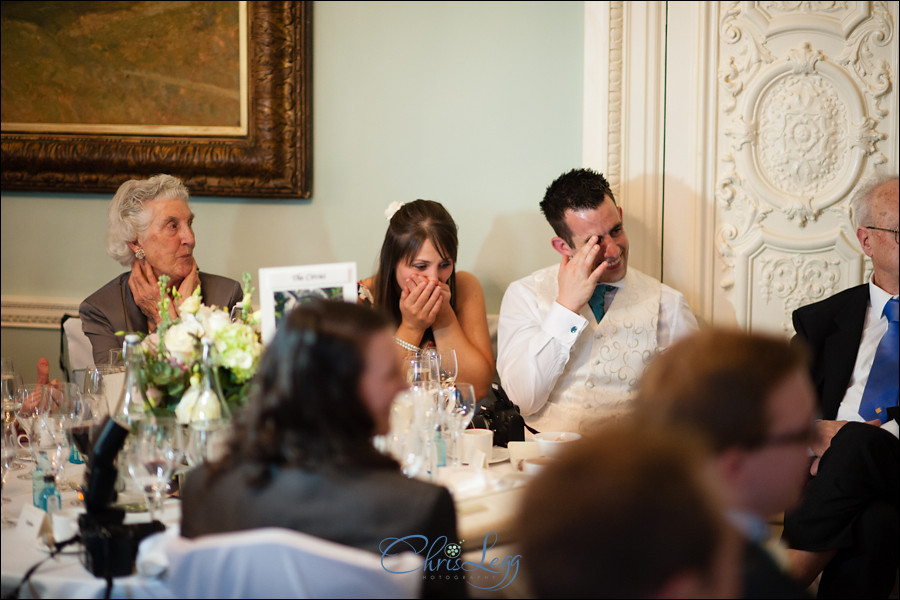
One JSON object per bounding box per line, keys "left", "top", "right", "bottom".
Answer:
{"left": 742, "top": 538, "right": 810, "bottom": 599}
{"left": 79, "top": 271, "right": 243, "bottom": 366}
{"left": 181, "top": 463, "right": 465, "bottom": 599}
{"left": 791, "top": 284, "right": 869, "bottom": 420}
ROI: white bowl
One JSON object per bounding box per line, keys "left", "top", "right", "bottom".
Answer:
{"left": 533, "top": 431, "right": 582, "bottom": 457}
{"left": 523, "top": 456, "right": 556, "bottom": 476}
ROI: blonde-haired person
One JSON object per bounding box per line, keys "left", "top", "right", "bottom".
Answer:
{"left": 359, "top": 200, "right": 494, "bottom": 399}
{"left": 79, "top": 174, "right": 243, "bottom": 365}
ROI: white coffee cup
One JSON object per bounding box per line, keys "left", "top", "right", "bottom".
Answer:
{"left": 507, "top": 441, "right": 541, "bottom": 472}
{"left": 461, "top": 429, "right": 493, "bottom": 466}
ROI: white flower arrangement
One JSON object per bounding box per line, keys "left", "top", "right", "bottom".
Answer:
{"left": 137, "top": 273, "right": 262, "bottom": 423}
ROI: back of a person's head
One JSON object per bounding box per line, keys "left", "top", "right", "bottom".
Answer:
{"left": 540, "top": 168, "right": 616, "bottom": 244}
{"left": 228, "top": 299, "right": 393, "bottom": 474}
{"left": 634, "top": 327, "right": 809, "bottom": 453}
{"left": 517, "top": 421, "right": 734, "bottom": 599}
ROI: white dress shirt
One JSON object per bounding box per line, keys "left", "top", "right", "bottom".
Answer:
{"left": 497, "top": 264, "right": 698, "bottom": 432}
{"left": 836, "top": 281, "right": 899, "bottom": 438}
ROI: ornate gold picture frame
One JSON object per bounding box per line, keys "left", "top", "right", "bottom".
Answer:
{"left": 1, "top": 1, "right": 311, "bottom": 198}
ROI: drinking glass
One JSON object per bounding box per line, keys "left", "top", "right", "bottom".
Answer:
{"left": 443, "top": 383, "right": 477, "bottom": 467}
{"left": 14, "top": 384, "right": 53, "bottom": 475}
{"left": 1, "top": 426, "right": 18, "bottom": 528}
{"left": 84, "top": 365, "right": 125, "bottom": 418}
{"left": 424, "top": 348, "right": 457, "bottom": 387}
{"left": 184, "top": 419, "right": 230, "bottom": 467}
{"left": 126, "top": 417, "right": 182, "bottom": 522}
{"left": 29, "top": 410, "right": 70, "bottom": 484}
{"left": 387, "top": 390, "right": 428, "bottom": 479}
{"left": 1, "top": 371, "right": 24, "bottom": 472}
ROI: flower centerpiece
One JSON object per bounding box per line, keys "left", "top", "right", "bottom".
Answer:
{"left": 138, "top": 273, "right": 263, "bottom": 424}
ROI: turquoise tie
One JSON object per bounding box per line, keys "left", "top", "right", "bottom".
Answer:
{"left": 588, "top": 284, "right": 611, "bottom": 322}
{"left": 859, "top": 297, "right": 899, "bottom": 424}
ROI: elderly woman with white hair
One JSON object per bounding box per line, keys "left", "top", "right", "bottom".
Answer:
{"left": 79, "top": 174, "right": 243, "bottom": 365}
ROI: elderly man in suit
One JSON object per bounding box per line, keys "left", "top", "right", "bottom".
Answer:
{"left": 784, "top": 175, "right": 899, "bottom": 599}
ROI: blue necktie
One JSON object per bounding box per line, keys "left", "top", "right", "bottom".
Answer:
{"left": 588, "top": 284, "right": 611, "bottom": 323}
{"left": 859, "top": 297, "right": 899, "bottom": 424}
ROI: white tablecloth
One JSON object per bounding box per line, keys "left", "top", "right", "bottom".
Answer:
{"left": 2, "top": 444, "right": 536, "bottom": 598}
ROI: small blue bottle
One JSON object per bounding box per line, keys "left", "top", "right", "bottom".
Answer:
{"left": 32, "top": 466, "right": 47, "bottom": 507}
{"left": 38, "top": 476, "right": 62, "bottom": 514}
{"left": 69, "top": 445, "right": 84, "bottom": 465}
{"left": 434, "top": 426, "right": 447, "bottom": 469}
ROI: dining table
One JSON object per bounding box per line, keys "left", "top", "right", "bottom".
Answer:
{"left": 1, "top": 442, "right": 538, "bottom": 599}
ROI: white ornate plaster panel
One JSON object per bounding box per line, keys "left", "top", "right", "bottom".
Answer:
{"left": 714, "top": 1, "right": 894, "bottom": 334}
{"left": 729, "top": 229, "right": 865, "bottom": 332}
{"left": 744, "top": 1, "right": 870, "bottom": 38}
{"left": 727, "top": 42, "right": 885, "bottom": 221}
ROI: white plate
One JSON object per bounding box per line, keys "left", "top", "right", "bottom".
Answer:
{"left": 489, "top": 447, "right": 509, "bottom": 464}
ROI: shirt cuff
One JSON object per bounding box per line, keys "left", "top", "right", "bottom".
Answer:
{"left": 544, "top": 301, "right": 587, "bottom": 348}
{"left": 882, "top": 419, "right": 899, "bottom": 440}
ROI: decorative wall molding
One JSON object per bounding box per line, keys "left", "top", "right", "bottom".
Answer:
{"left": 607, "top": 1, "right": 624, "bottom": 196}
{"left": 1, "top": 296, "right": 80, "bottom": 330}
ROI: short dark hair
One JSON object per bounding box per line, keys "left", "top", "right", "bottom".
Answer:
{"left": 634, "top": 327, "right": 810, "bottom": 452}
{"left": 215, "top": 300, "right": 397, "bottom": 486}
{"left": 518, "top": 421, "right": 726, "bottom": 598}
{"left": 373, "top": 199, "right": 458, "bottom": 324}
{"left": 540, "top": 168, "right": 616, "bottom": 246}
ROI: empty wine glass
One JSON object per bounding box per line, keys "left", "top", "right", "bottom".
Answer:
{"left": 443, "top": 382, "right": 477, "bottom": 467}
{"left": 126, "top": 417, "right": 182, "bottom": 522}
{"left": 424, "top": 347, "right": 457, "bottom": 387}
{"left": 1, "top": 372, "right": 24, "bottom": 472}
{"left": 1, "top": 425, "right": 18, "bottom": 528}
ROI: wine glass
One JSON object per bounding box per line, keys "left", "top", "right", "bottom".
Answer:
{"left": 29, "top": 410, "right": 70, "bottom": 488}
{"left": 126, "top": 417, "right": 182, "bottom": 522}
{"left": 13, "top": 384, "right": 52, "bottom": 476}
{"left": 444, "top": 383, "right": 477, "bottom": 467}
{"left": 435, "top": 348, "right": 458, "bottom": 387}
{"left": 1, "top": 371, "right": 24, "bottom": 472}
{"left": 1, "top": 425, "right": 18, "bottom": 528}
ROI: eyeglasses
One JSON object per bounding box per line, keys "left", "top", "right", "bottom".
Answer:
{"left": 864, "top": 225, "right": 899, "bottom": 244}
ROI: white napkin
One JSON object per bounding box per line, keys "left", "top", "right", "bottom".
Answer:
{"left": 435, "top": 466, "right": 489, "bottom": 499}
{"left": 136, "top": 525, "right": 181, "bottom": 578}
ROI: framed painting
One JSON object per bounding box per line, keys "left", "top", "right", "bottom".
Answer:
{"left": 0, "top": 1, "right": 311, "bottom": 198}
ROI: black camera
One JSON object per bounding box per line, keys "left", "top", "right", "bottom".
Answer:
{"left": 471, "top": 383, "right": 527, "bottom": 447}
{"left": 79, "top": 511, "right": 165, "bottom": 578}
{"left": 78, "top": 419, "right": 165, "bottom": 578}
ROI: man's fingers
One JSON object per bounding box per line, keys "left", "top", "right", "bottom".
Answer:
{"left": 36, "top": 357, "right": 50, "bottom": 385}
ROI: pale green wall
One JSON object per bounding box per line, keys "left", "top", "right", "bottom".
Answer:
{"left": 1, "top": 1, "right": 584, "bottom": 379}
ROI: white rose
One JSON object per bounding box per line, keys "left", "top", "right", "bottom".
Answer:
{"left": 174, "top": 385, "right": 200, "bottom": 424}
{"left": 179, "top": 294, "right": 201, "bottom": 315}
{"left": 198, "top": 307, "right": 231, "bottom": 338}
{"left": 165, "top": 320, "right": 203, "bottom": 364}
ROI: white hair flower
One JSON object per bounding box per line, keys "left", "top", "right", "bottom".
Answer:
{"left": 384, "top": 201, "right": 405, "bottom": 221}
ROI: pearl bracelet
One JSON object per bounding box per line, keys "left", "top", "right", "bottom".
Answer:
{"left": 394, "top": 337, "right": 420, "bottom": 353}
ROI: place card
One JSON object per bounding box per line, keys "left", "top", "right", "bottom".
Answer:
{"left": 258, "top": 262, "right": 358, "bottom": 343}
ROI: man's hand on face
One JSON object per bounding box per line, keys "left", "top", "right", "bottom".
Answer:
{"left": 556, "top": 235, "right": 611, "bottom": 314}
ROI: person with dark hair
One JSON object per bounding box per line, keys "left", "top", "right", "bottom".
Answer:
{"left": 497, "top": 168, "right": 698, "bottom": 433}
{"left": 79, "top": 174, "right": 242, "bottom": 365}
{"left": 360, "top": 199, "right": 494, "bottom": 399}
{"left": 634, "top": 327, "right": 817, "bottom": 598}
{"left": 180, "top": 300, "right": 465, "bottom": 598}
{"left": 517, "top": 420, "right": 740, "bottom": 599}
{"left": 783, "top": 175, "right": 899, "bottom": 598}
